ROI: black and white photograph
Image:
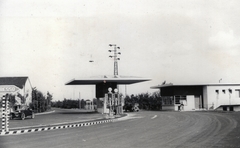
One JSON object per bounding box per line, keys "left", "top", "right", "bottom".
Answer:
{"left": 1, "top": 0, "right": 240, "bottom": 147}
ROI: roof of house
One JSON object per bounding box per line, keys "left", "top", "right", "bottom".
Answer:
{"left": 151, "top": 83, "right": 240, "bottom": 89}
{"left": 0, "top": 77, "right": 29, "bottom": 89}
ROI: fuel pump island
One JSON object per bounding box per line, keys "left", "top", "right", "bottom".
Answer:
{"left": 65, "top": 75, "right": 150, "bottom": 118}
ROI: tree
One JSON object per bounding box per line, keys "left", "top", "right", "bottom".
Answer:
{"left": 30, "top": 87, "right": 52, "bottom": 113}
{"left": 123, "top": 91, "right": 162, "bottom": 111}
{"left": 8, "top": 94, "right": 15, "bottom": 108}
{"left": 46, "top": 91, "right": 53, "bottom": 110}
{"left": 80, "top": 99, "right": 86, "bottom": 109}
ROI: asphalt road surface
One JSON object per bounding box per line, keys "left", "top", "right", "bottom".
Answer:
{"left": 1, "top": 110, "right": 240, "bottom": 148}
{"left": 7, "top": 108, "right": 104, "bottom": 130}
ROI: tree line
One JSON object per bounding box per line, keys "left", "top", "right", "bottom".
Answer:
{"left": 124, "top": 91, "right": 162, "bottom": 110}
{"left": 51, "top": 91, "right": 162, "bottom": 111}
{"left": 51, "top": 98, "right": 98, "bottom": 109}
{"left": 1, "top": 90, "right": 161, "bottom": 112}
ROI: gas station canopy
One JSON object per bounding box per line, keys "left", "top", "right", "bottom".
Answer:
{"left": 65, "top": 75, "right": 151, "bottom": 98}
{"left": 65, "top": 75, "right": 151, "bottom": 85}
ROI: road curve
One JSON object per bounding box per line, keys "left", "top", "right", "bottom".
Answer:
{"left": 0, "top": 111, "right": 239, "bottom": 148}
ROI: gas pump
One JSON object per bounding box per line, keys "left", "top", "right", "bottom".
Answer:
{"left": 107, "top": 88, "right": 114, "bottom": 117}
{"left": 104, "top": 87, "right": 123, "bottom": 118}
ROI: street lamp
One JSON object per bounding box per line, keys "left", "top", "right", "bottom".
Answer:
{"left": 89, "top": 54, "right": 94, "bottom": 63}
{"left": 109, "top": 44, "right": 121, "bottom": 77}
{"left": 89, "top": 59, "right": 95, "bottom": 100}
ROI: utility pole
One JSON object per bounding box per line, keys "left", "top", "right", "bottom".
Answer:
{"left": 109, "top": 44, "right": 121, "bottom": 77}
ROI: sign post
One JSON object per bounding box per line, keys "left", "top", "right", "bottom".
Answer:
{"left": 1, "top": 85, "right": 20, "bottom": 134}
{"left": 1, "top": 95, "right": 9, "bottom": 132}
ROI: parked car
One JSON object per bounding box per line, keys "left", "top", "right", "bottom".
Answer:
{"left": 10, "top": 105, "right": 35, "bottom": 120}
{"left": 132, "top": 106, "right": 139, "bottom": 112}
{"left": 124, "top": 104, "right": 140, "bottom": 112}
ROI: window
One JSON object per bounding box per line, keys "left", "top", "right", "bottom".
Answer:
{"left": 175, "top": 96, "right": 180, "bottom": 104}
{"left": 222, "top": 90, "right": 226, "bottom": 94}
{"left": 175, "top": 95, "right": 186, "bottom": 104}
{"left": 215, "top": 90, "right": 219, "bottom": 94}
{"left": 162, "top": 96, "right": 174, "bottom": 105}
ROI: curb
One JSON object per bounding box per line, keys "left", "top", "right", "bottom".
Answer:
{"left": 35, "top": 110, "right": 56, "bottom": 115}
{"left": 0, "top": 118, "right": 114, "bottom": 136}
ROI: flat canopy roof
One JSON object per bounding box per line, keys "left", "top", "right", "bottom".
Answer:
{"left": 151, "top": 83, "right": 240, "bottom": 89}
{"left": 65, "top": 75, "right": 151, "bottom": 85}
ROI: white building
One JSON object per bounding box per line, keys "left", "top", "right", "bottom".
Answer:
{"left": 151, "top": 83, "right": 240, "bottom": 111}
{"left": 0, "top": 77, "right": 33, "bottom": 106}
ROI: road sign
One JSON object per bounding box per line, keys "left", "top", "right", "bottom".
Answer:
{"left": 0, "top": 85, "right": 20, "bottom": 93}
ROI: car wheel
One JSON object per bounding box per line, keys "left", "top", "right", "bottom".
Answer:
{"left": 21, "top": 113, "right": 25, "bottom": 120}
{"left": 31, "top": 112, "right": 35, "bottom": 119}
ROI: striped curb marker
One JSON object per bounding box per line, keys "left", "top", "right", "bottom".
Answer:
{"left": 0, "top": 119, "right": 114, "bottom": 136}
{"left": 2, "top": 96, "right": 9, "bottom": 132}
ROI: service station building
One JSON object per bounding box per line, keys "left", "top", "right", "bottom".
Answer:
{"left": 151, "top": 83, "right": 240, "bottom": 111}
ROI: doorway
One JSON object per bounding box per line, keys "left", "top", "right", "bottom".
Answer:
{"left": 194, "top": 95, "right": 202, "bottom": 109}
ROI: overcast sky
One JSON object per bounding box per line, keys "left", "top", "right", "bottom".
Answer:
{"left": 1, "top": 0, "right": 240, "bottom": 101}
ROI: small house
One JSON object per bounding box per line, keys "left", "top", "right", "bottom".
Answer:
{"left": 0, "top": 77, "right": 33, "bottom": 106}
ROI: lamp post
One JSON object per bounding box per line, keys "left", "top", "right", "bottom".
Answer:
{"left": 109, "top": 44, "right": 121, "bottom": 77}
{"left": 79, "top": 92, "right": 81, "bottom": 109}
{"left": 89, "top": 59, "right": 95, "bottom": 100}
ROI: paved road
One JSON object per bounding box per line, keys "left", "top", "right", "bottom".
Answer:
{"left": 1, "top": 111, "right": 240, "bottom": 148}
{"left": 6, "top": 108, "right": 104, "bottom": 130}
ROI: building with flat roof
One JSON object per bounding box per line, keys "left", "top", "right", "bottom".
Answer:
{"left": 151, "top": 83, "right": 240, "bottom": 111}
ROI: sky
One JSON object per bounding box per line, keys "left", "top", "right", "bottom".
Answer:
{"left": 1, "top": 0, "right": 240, "bottom": 101}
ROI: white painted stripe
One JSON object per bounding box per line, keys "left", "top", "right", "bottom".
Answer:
{"left": 151, "top": 115, "right": 157, "bottom": 119}
{"left": 0, "top": 119, "right": 114, "bottom": 136}
{"left": 9, "top": 131, "right": 14, "bottom": 135}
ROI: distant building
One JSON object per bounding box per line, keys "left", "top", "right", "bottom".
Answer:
{"left": 85, "top": 99, "right": 94, "bottom": 110}
{"left": 0, "top": 77, "right": 33, "bottom": 105}
{"left": 151, "top": 83, "right": 240, "bottom": 111}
